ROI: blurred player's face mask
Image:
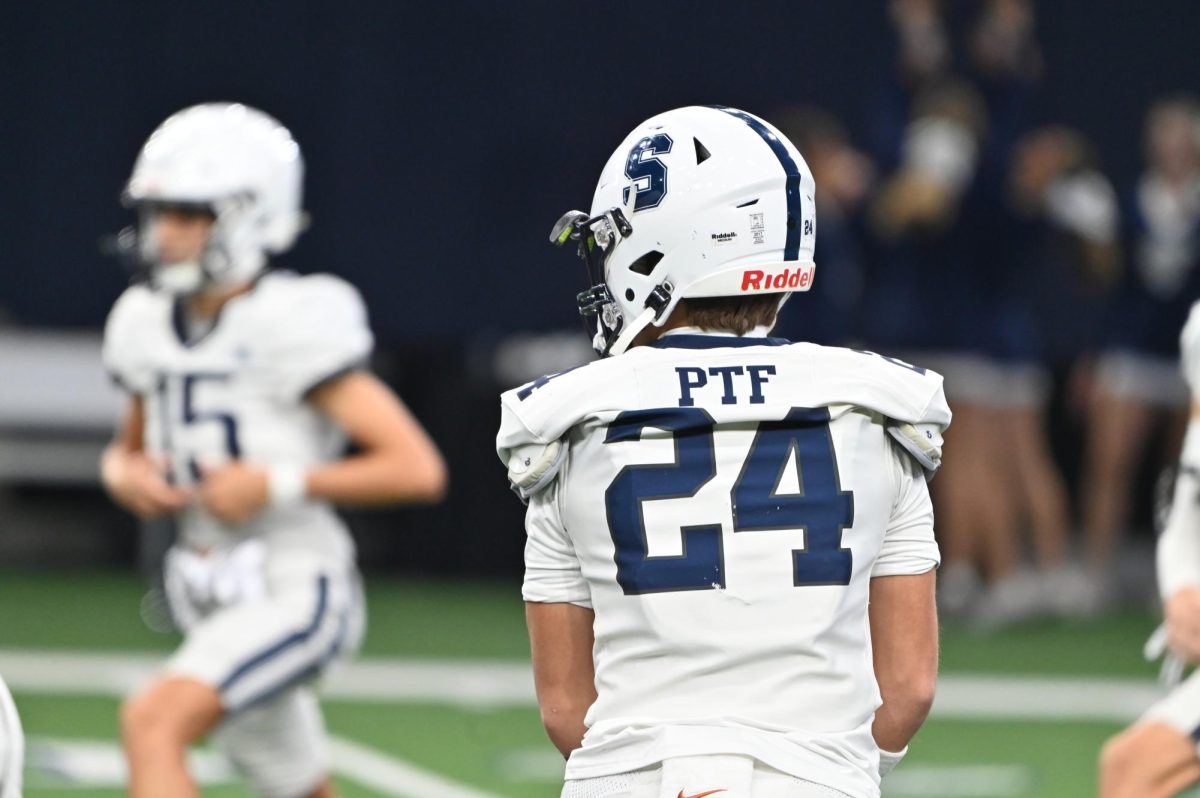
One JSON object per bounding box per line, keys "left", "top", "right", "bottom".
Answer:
{"left": 549, "top": 207, "right": 645, "bottom": 356}
{"left": 108, "top": 199, "right": 245, "bottom": 297}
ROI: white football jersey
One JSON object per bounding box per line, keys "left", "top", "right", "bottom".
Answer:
{"left": 103, "top": 271, "right": 372, "bottom": 560}
{"left": 1181, "top": 301, "right": 1200, "bottom": 390}
{"left": 499, "top": 330, "right": 949, "bottom": 796}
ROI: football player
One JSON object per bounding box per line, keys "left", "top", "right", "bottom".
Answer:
{"left": 498, "top": 106, "right": 948, "bottom": 797}
{"left": 1084, "top": 96, "right": 1200, "bottom": 611}
{"left": 1100, "top": 300, "right": 1200, "bottom": 798}
{"left": 0, "top": 673, "right": 22, "bottom": 798}
{"left": 100, "top": 103, "right": 447, "bottom": 798}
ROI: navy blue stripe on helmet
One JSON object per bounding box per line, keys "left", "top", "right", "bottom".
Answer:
{"left": 712, "top": 106, "right": 802, "bottom": 262}
{"left": 219, "top": 575, "right": 329, "bottom": 694}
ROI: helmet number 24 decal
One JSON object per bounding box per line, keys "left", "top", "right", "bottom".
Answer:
{"left": 623, "top": 133, "right": 673, "bottom": 211}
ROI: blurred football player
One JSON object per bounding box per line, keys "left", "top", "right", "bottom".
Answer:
{"left": 100, "top": 103, "right": 447, "bottom": 798}
{"left": 498, "top": 106, "right": 948, "bottom": 797}
{"left": 1100, "top": 302, "right": 1200, "bottom": 797}
{"left": 0, "top": 673, "right": 23, "bottom": 798}
{"left": 1084, "top": 96, "right": 1200, "bottom": 610}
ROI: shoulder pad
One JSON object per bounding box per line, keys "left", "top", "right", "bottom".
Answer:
{"left": 102, "top": 284, "right": 164, "bottom": 393}
{"left": 497, "top": 359, "right": 613, "bottom": 450}
{"left": 887, "top": 421, "right": 945, "bottom": 478}
{"left": 506, "top": 439, "right": 569, "bottom": 502}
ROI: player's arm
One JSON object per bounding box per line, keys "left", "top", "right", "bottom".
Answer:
{"left": 869, "top": 570, "right": 938, "bottom": 756}
{"left": 1159, "top": 403, "right": 1200, "bottom": 662}
{"left": 303, "top": 370, "right": 447, "bottom": 504}
{"left": 521, "top": 477, "right": 594, "bottom": 758}
{"left": 100, "top": 395, "right": 193, "bottom": 518}
{"left": 526, "top": 601, "right": 596, "bottom": 758}
{"left": 199, "top": 371, "right": 447, "bottom": 523}
{"left": 869, "top": 440, "right": 942, "bottom": 773}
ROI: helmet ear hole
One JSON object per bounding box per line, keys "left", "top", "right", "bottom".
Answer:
{"left": 625, "top": 288, "right": 636, "bottom": 301}
{"left": 628, "top": 250, "right": 664, "bottom": 276}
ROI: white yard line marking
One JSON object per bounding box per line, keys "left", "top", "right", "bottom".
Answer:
{"left": 329, "top": 735, "right": 504, "bottom": 798}
{"left": 0, "top": 649, "right": 534, "bottom": 708}
{"left": 24, "top": 737, "right": 236, "bottom": 789}
{"left": 883, "top": 765, "right": 1035, "bottom": 796}
{"left": 24, "top": 736, "right": 505, "bottom": 798}
{"left": 932, "top": 674, "right": 1163, "bottom": 722}
{"left": 0, "top": 648, "right": 1167, "bottom": 721}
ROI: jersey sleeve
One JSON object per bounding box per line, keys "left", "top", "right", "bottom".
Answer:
{"left": 872, "top": 439, "right": 941, "bottom": 578}
{"left": 101, "top": 286, "right": 157, "bottom": 394}
{"left": 522, "top": 479, "right": 591, "bottom": 607}
{"left": 265, "top": 275, "right": 374, "bottom": 402}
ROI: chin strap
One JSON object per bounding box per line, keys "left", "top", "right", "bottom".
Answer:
{"left": 605, "top": 307, "right": 658, "bottom": 357}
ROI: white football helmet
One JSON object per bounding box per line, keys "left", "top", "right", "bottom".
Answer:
{"left": 551, "top": 105, "right": 817, "bottom": 356}
{"left": 120, "top": 102, "right": 305, "bottom": 295}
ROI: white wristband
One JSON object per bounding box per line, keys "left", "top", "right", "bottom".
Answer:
{"left": 879, "top": 746, "right": 908, "bottom": 777}
{"left": 267, "top": 464, "right": 308, "bottom": 508}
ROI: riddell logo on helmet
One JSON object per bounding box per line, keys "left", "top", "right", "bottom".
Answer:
{"left": 741, "top": 266, "right": 812, "bottom": 291}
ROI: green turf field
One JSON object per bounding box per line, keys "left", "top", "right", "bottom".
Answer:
{"left": 0, "top": 570, "right": 1179, "bottom": 797}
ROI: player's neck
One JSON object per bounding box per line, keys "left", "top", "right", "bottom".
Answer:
{"left": 185, "top": 282, "right": 254, "bottom": 319}
{"left": 629, "top": 312, "right": 697, "bottom": 349}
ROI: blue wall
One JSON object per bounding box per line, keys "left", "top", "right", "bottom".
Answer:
{"left": 3, "top": 1, "right": 1198, "bottom": 345}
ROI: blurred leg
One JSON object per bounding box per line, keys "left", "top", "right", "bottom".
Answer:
{"left": 214, "top": 687, "right": 334, "bottom": 798}
{"left": 120, "top": 676, "right": 222, "bottom": 798}
{"left": 304, "top": 779, "right": 337, "bottom": 798}
{"left": 1005, "top": 406, "right": 1071, "bottom": 569}
{"left": 934, "top": 403, "right": 990, "bottom": 568}
{"left": 1082, "top": 391, "right": 1154, "bottom": 571}
{"left": 931, "top": 403, "right": 988, "bottom": 618}
{"left": 1100, "top": 721, "right": 1200, "bottom": 798}
{"left": 964, "top": 407, "right": 1022, "bottom": 583}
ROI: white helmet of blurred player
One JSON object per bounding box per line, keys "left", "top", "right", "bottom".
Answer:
{"left": 551, "top": 105, "right": 817, "bottom": 356}
{"left": 121, "top": 102, "right": 305, "bottom": 295}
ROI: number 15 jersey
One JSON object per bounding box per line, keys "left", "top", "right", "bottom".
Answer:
{"left": 102, "top": 271, "right": 372, "bottom": 562}
{"left": 498, "top": 331, "right": 950, "bottom": 796}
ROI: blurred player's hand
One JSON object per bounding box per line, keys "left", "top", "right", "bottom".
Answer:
{"left": 199, "top": 462, "right": 269, "bottom": 525}
{"left": 1165, "top": 585, "right": 1200, "bottom": 663}
{"left": 103, "top": 451, "right": 192, "bottom": 519}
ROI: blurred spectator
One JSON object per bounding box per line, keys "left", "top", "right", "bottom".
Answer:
{"left": 772, "top": 106, "right": 874, "bottom": 345}
{"left": 859, "top": 79, "right": 1012, "bottom": 622}
{"left": 1081, "top": 96, "right": 1200, "bottom": 609}
{"left": 860, "top": 79, "right": 988, "bottom": 360}
{"left": 868, "top": 0, "right": 953, "bottom": 172}
{"left": 969, "top": 126, "right": 1120, "bottom": 623}
{"left": 967, "top": 0, "right": 1042, "bottom": 176}
{"left": 890, "top": 0, "right": 952, "bottom": 87}
{"left": 968, "top": 0, "right": 1042, "bottom": 84}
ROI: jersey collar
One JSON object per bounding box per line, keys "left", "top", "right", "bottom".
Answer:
{"left": 650, "top": 327, "right": 791, "bottom": 350}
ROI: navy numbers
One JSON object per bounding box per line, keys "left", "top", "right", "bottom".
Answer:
{"left": 604, "top": 405, "right": 855, "bottom": 595}
{"left": 604, "top": 408, "right": 722, "bottom": 594}
{"left": 156, "top": 372, "right": 242, "bottom": 483}
{"left": 732, "top": 407, "right": 853, "bottom": 585}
